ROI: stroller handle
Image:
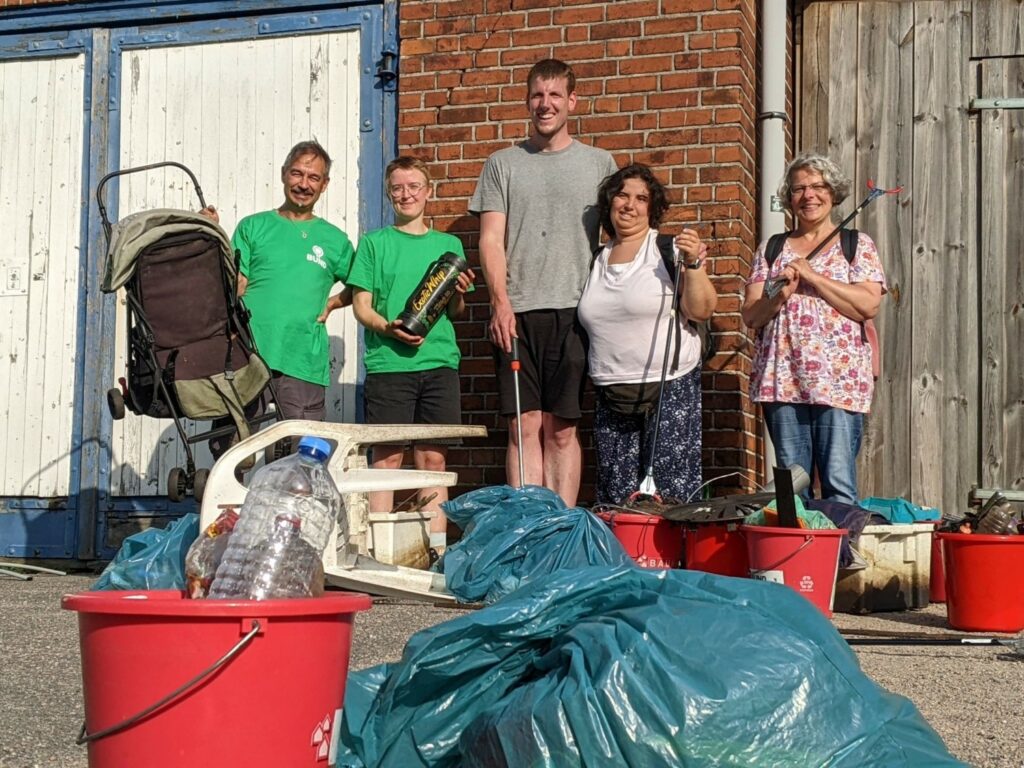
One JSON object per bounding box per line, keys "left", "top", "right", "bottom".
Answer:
{"left": 96, "top": 161, "right": 207, "bottom": 238}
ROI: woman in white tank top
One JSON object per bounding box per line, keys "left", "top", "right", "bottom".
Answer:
{"left": 578, "top": 164, "right": 717, "bottom": 503}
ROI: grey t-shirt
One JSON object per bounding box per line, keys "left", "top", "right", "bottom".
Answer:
{"left": 469, "top": 139, "right": 618, "bottom": 313}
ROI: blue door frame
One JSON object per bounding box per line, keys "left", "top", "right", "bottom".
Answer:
{"left": 0, "top": 0, "right": 396, "bottom": 560}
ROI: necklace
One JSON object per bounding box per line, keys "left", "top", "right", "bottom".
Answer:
{"left": 278, "top": 210, "right": 314, "bottom": 238}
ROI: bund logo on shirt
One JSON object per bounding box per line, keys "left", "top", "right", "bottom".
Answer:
{"left": 306, "top": 245, "right": 327, "bottom": 270}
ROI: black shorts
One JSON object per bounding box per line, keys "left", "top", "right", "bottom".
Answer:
{"left": 493, "top": 308, "right": 588, "bottom": 420}
{"left": 364, "top": 368, "right": 463, "bottom": 444}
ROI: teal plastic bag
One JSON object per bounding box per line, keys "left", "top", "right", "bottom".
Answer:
{"left": 91, "top": 513, "right": 198, "bottom": 591}
{"left": 859, "top": 497, "right": 941, "bottom": 524}
{"left": 438, "top": 485, "right": 634, "bottom": 604}
{"left": 336, "top": 567, "right": 962, "bottom": 767}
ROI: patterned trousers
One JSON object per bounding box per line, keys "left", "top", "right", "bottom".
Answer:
{"left": 594, "top": 366, "right": 703, "bottom": 504}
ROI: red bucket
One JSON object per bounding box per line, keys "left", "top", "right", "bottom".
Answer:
{"left": 597, "top": 511, "right": 684, "bottom": 569}
{"left": 684, "top": 522, "right": 749, "bottom": 577}
{"left": 745, "top": 525, "right": 847, "bottom": 617}
{"left": 938, "top": 532, "right": 1024, "bottom": 632}
{"left": 62, "top": 590, "right": 372, "bottom": 768}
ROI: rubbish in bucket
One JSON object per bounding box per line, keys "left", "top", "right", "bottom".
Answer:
{"left": 744, "top": 525, "right": 846, "bottom": 617}
{"left": 596, "top": 510, "right": 684, "bottom": 569}
{"left": 685, "top": 522, "right": 749, "bottom": 577}
{"left": 62, "top": 590, "right": 371, "bottom": 768}
{"left": 938, "top": 532, "right": 1024, "bottom": 632}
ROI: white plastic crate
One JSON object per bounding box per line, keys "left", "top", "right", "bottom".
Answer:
{"left": 834, "top": 523, "right": 934, "bottom": 613}
{"left": 367, "top": 511, "right": 435, "bottom": 570}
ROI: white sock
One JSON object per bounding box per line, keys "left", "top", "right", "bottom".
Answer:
{"left": 429, "top": 531, "right": 447, "bottom": 549}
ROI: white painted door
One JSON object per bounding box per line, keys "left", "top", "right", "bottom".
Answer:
{"left": 109, "top": 30, "right": 362, "bottom": 496}
{"left": 0, "top": 54, "right": 86, "bottom": 498}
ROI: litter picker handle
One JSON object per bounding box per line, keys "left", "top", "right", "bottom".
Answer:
{"left": 96, "top": 161, "right": 207, "bottom": 238}
{"left": 511, "top": 337, "right": 520, "bottom": 370}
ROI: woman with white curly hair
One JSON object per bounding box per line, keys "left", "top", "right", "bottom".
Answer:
{"left": 742, "top": 152, "right": 887, "bottom": 503}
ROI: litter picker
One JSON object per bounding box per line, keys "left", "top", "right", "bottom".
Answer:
{"left": 842, "top": 628, "right": 1024, "bottom": 657}
{"left": 632, "top": 238, "right": 687, "bottom": 502}
{"left": 511, "top": 337, "right": 526, "bottom": 488}
{"left": 764, "top": 179, "right": 903, "bottom": 300}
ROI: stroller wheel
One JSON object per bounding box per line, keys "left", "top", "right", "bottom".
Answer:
{"left": 107, "top": 388, "right": 126, "bottom": 420}
{"left": 167, "top": 467, "right": 187, "bottom": 503}
{"left": 193, "top": 468, "right": 210, "bottom": 503}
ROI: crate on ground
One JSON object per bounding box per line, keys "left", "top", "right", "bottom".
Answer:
{"left": 834, "top": 523, "right": 933, "bottom": 613}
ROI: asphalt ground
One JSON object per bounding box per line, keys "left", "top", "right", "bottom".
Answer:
{"left": 1, "top": 573, "right": 1022, "bottom": 768}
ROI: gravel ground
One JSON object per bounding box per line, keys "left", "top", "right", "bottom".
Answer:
{"left": 1, "top": 573, "right": 1022, "bottom": 767}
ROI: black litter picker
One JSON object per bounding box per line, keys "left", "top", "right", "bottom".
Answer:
{"left": 97, "top": 161, "right": 280, "bottom": 502}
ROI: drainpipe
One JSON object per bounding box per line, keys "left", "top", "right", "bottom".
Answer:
{"left": 758, "top": 0, "right": 789, "bottom": 483}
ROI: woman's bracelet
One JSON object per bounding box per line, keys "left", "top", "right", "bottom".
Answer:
{"left": 684, "top": 256, "right": 706, "bottom": 270}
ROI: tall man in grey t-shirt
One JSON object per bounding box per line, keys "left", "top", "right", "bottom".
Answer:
{"left": 469, "top": 59, "right": 618, "bottom": 505}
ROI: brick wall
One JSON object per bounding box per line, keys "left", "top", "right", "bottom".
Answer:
{"left": 399, "top": 0, "right": 763, "bottom": 501}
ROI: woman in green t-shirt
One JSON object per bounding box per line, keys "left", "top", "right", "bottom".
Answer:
{"left": 348, "top": 157, "right": 475, "bottom": 559}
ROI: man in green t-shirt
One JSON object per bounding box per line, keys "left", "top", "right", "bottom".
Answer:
{"left": 348, "top": 156, "right": 474, "bottom": 557}
{"left": 232, "top": 140, "right": 355, "bottom": 422}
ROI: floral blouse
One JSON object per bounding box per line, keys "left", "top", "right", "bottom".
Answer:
{"left": 747, "top": 232, "right": 887, "bottom": 414}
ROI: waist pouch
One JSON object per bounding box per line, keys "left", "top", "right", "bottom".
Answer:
{"left": 599, "top": 381, "right": 661, "bottom": 416}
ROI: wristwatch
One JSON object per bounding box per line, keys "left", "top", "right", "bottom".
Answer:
{"left": 684, "top": 256, "right": 706, "bottom": 270}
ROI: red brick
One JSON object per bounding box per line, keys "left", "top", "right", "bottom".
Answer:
{"left": 620, "top": 55, "right": 674, "bottom": 75}
{"left": 636, "top": 37, "right": 689, "bottom": 56}
{"left": 645, "top": 17, "right": 698, "bottom": 36}
{"left": 703, "top": 11, "right": 745, "bottom": 31}
{"left": 512, "top": 27, "right": 562, "bottom": 46}
{"left": 607, "top": 1, "right": 659, "bottom": 21}
{"left": 565, "top": 27, "right": 590, "bottom": 42}
{"left": 663, "top": 0, "right": 715, "bottom": 11}
{"left": 553, "top": 6, "right": 605, "bottom": 24}
{"left": 591, "top": 21, "right": 641, "bottom": 40}
{"left": 606, "top": 75, "right": 658, "bottom": 94}
{"left": 552, "top": 42, "right": 607, "bottom": 60}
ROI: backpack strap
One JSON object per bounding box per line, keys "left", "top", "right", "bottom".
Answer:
{"left": 838, "top": 229, "right": 869, "bottom": 344}
{"left": 840, "top": 228, "right": 859, "bottom": 264}
{"left": 765, "top": 231, "right": 791, "bottom": 269}
{"left": 656, "top": 233, "right": 697, "bottom": 371}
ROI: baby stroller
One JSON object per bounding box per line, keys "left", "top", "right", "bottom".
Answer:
{"left": 98, "top": 161, "right": 278, "bottom": 502}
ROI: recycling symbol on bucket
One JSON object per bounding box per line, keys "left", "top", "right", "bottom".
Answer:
{"left": 798, "top": 575, "right": 814, "bottom": 592}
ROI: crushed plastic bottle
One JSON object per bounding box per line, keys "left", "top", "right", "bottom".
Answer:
{"left": 209, "top": 436, "right": 342, "bottom": 599}
{"left": 184, "top": 508, "right": 239, "bottom": 598}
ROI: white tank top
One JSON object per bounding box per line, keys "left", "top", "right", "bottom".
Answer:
{"left": 577, "top": 230, "right": 700, "bottom": 386}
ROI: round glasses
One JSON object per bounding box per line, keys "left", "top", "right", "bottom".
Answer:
{"left": 389, "top": 182, "right": 427, "bottom": 196}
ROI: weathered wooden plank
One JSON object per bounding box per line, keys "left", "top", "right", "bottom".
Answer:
{"left": 826, "top": 2, "right": 859, "bottom": 169}
{"left": 910, "top": 1, "right": 976, "bottom": 513}
{"left": 979, "top": 57, "right": 1024, "bottom": 492}
{"left": 855, "top": 1, "right": 915, "bottom": 500}
{"left": 972, "top": 0, "right": 1024, "bottom": 58}
{"left": 0, "top": 55, "right": 84, "bottom": 498}
{"left": 799, "top": 2, "right": 831, "bottom": 152}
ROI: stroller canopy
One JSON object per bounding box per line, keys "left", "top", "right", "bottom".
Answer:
{"left": 101, "top": 208, "right": 234, "bottom": 293}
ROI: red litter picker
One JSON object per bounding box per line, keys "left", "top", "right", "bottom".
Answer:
{"left": 511, "top": 337, "right": 526, "bottom": 488}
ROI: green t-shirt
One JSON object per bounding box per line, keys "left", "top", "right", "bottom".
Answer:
{"left": 347, "top": 227, "right": 469, "bottom": 373}
{"left": 233, "top": 210, "right": 354, "bottom": 387}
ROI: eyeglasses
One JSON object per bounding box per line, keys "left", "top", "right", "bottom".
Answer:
{"left": 790, "top": 182, "right": 831, "bottom": 197}
{"left": 389, "top": 182, "right": 427, "bottom": 196}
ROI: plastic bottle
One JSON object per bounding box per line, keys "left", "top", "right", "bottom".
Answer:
{"left": 396, "top": 251, "right": 468, "bottom": 336}
{"left": 209, "top": 436, "right": 342, "bottom": 599}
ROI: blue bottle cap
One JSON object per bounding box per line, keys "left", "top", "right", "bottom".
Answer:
{"left": 297, "top": 436, "right": 332, "bottom": 462}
